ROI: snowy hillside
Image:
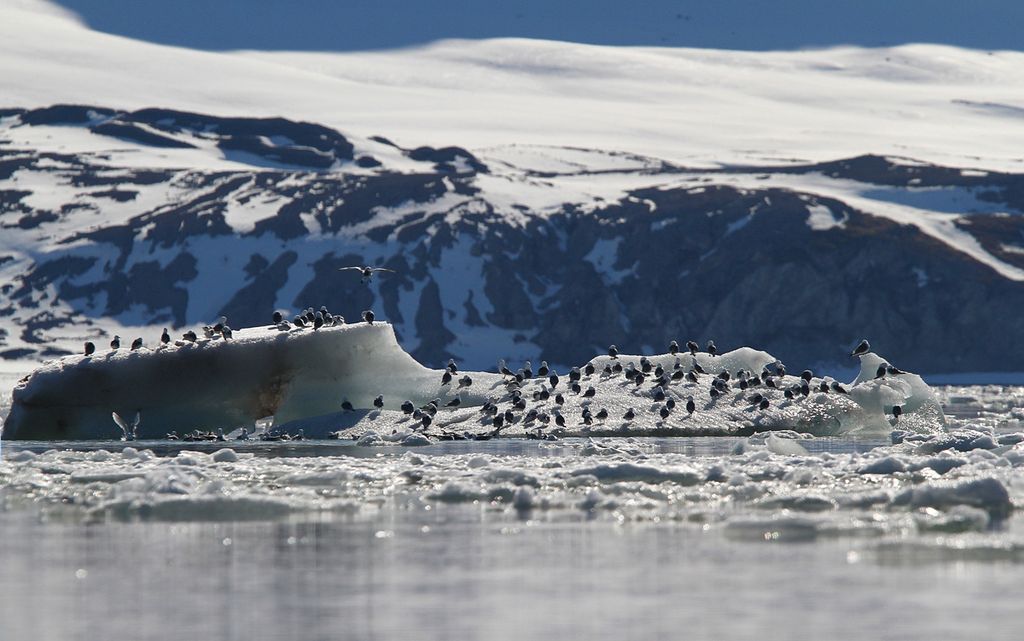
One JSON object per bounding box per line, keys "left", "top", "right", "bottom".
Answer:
{"left": 2, "top": 1, "right": 1024, "bottom": 378}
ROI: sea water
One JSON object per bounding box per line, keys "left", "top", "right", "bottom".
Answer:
{"left": 1, "top": 386, "right": 1023, "bottom": 641}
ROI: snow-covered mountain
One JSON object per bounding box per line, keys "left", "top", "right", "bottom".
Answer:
{"left": 2, "top": 1, "right": 1024, "bottom": 377}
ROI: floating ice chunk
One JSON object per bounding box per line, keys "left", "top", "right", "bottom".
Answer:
{"left": 892, "top": 477, "right": 1012, "bottom": 519}
{"left": 857, "top": 456, "right": 907, "bottom": 475}
{"left": 723, "top": 515, "right": 819, "bottom": 542}
{"left": 212, "top": 448, "right": 238, "bottom": 463}
{"left": 569, "top": 462, "right": 701, "bottom": 485}
{"left": 356, "top": 432, "right": 384, "bottom": 446}
{"left": 400, "top": 433, "right": 432, "bottom": 447}
{"left": 513, "top": 486, "right": 535, "bottom": 511}
{"left": 850, "top": 352, "right": 946, "bottom": 432}
{"left": 429, "top": 481, "right": 485, "bottom": 503}
{"left": 70, "top": 470, "right": 146, "bottom": 484}
{"left": 766, "top": 434, "right": 809, "bottom": 456}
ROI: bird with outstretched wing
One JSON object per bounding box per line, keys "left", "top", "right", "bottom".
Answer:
{"left": 338, "top": 265, "right": 396, "bottom": 284}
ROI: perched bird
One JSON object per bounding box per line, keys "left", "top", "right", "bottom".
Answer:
{"left": 401, "top": 400, "right": 415, "bottom": 415}
{"left": 499, "top": 360, "right": 515, "bottom": 376}
{"left": 666, "top": 398, "right": 676, "bottom": 410}
{"left": 608, "top": 345, "right": 618, "bottom": 359}
{"left": 293, "top": 316, "right": 306, "bottom": 328}
{"left": 686, "top": 397, "right": 696, "bottom": 415}
{"left": 555, "top": 413, "right": 566, "bottom": 427}
{"left": 548, "top": 372, "right": 559, "bottom": 389}
{"left": 830, "top": 381, "right": 848, "bottom": 394}
{"left": 538, "top": 361, "right": 549, "bottom": 377}
{"left": 706, "top": 340, "right": 717, "bottom": 356}
{"left": 801, "top": 369, "right": 814, "bottom": 382}
{"left": 362, "top": 310, "right": 375, "bottom": 324}
{"left": 851, "top": 339, "right": 871, "bottom": 357}
{"left": 887, "top": 365, "right": 904, "bottom": 376}
{"left": 893, "top": 405, "right": 903, "bottom": 420}
{"left": 669, "top": 340, "right": 679, "bottom": 355}
{"left": 758, "top": 399, "right": 770, "bottom": 411}
{"left": 583, "top": 386, "right": 596, "bottom": 398}
{"left": 131, "top": 338, "right": 143, "bottom": 351}
{"left": 623, "top": 408, "right": 635, "bottom": 421}
{"left": 445, "top": 398, "right": 461, "bottom": 408}
{"left": 341, "top": 400, "right": 354, "bottom": 412}
{"left": 876, "top": 364, "right": 888, "bottom": 379}
{"left": 441, "top": 371, "right": 453, "bottom": 385}
{"left": 373, "top": 395, "right": 384, "bottom": 409}
{"left": 584, "top": 363, "right": 596, "bottom": 376}
{"left": 660, "top": 405, "right": 671, "bottom": 420}
{"left": 273, "top": 311, "right": 283, "bottom": 325}
{"left": 313, "top": 313, "right": 324, "bottom": 330}
{"left": 84, "top": 341, "right": 95, "bottom": 356}
{"left": 555, "top": 393, "right": 565, "bottom": 406}
{"left": 183, "top": 330, "right": 197, "bottom": 342}
{"left": 459, "top": 375, "right": 473, "bottom": 388}
{"left": 595, "top": 408, "right": 609, "bottom": 421}
{"left": 110, "top": 335, "right": 121, "bottom": 350}
{"left": 686, "top": 340, "right": 699, "bottom": 355}
{"left": 338, "top": 265, "right": 396, "bottom": 284}
{"left": 221, "top": 326, "right": 232, "bottom": 340}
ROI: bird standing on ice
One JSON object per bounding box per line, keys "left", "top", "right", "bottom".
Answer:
{"left": 339, "top": 265, "right": 395, "bottom": 284}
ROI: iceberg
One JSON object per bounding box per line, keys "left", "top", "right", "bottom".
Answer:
{"left": 1, "top": 322, "right": 945, "bottom": 440}
{"left": 2, "top": 322, "right": 500, "bottom": 440}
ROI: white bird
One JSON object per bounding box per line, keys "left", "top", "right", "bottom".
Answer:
{"left": 338, "top": 265, "right": 396, "bottom": 284}
{"left": 112, "top": 410, "right": 140, "bottom": 441}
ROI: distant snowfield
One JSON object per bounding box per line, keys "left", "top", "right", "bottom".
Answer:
{"left": 2, "top": 1, "right": 1024, "bottom": 174}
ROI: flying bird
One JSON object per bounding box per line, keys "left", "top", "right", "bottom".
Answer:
{"left": 112, "top": 410, "right": 140, "bottom": 441}
{"left": 339, "top": 265, "right": 396, "bottom": 284}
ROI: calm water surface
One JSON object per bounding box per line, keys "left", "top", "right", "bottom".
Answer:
{"left": 1, "top": 436, "right": 1023, "bottom": 641}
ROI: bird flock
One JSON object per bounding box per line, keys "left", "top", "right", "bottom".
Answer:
{"left": 81, "top": 293, "right": 899, "bottom": 442}
{"left": 328, "top": 338, "right": 904, "bottom": 442}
